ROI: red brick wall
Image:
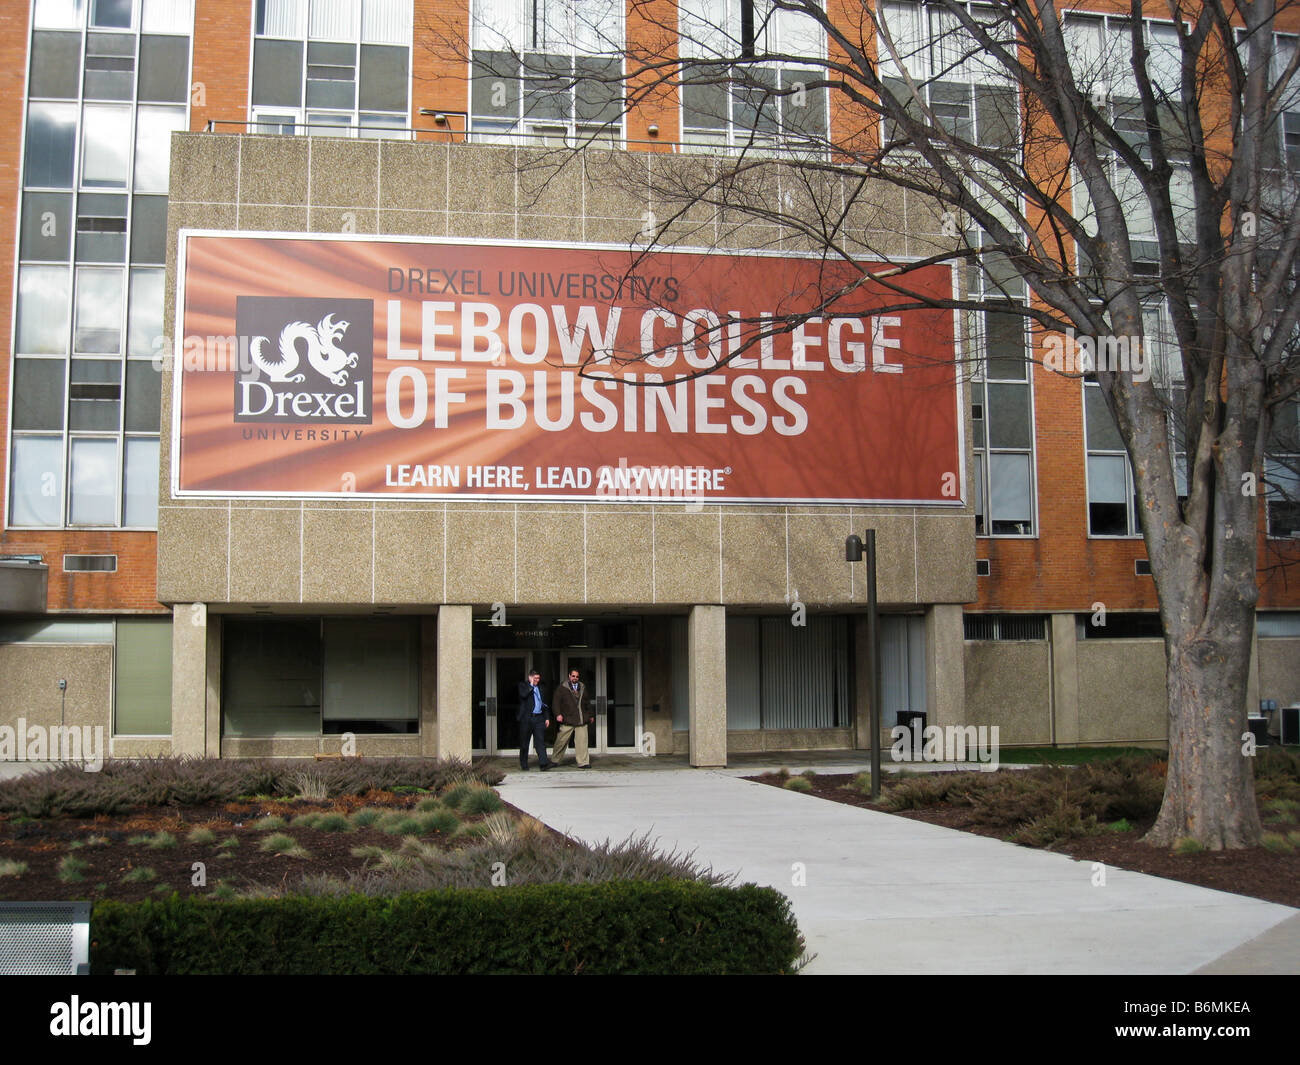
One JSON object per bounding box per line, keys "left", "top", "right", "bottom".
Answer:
{"left": 190, "top": 0, "right": 253, "bottom": 134}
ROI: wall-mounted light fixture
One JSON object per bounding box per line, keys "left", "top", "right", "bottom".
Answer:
{"left": 646, "top": 123, "right": 660, "bottom": 137}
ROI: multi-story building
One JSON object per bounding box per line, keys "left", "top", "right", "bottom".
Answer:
{"left": 1, "top": 0, "right": 1298, "bottom": 764}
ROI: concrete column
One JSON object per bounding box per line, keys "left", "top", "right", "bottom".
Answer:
{"left": 436, "top": 605, "right": 473, "bottom": 761}
{"left": 204, "top": 615, "right": 222, "bottom": 758}
{"left": 925, "top": 604, "right": 966, "bottom": 730}
{"left": 688, "top": 604, "right": 727, "bottom": 767}
{"left": 419, "top": 616, "right": 439, "bottom": 757}
{"left": 1050, "top": 613, "right": 1080, "bottom": 746}
{"left": 170, "top": 603, "right": 208, "bottom": 756}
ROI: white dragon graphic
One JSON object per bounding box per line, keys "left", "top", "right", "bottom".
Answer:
{"left": 249, "top": 314, "right": 359, "bottom": 387}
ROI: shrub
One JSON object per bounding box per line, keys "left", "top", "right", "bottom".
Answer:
{"left": 415, "top": 797, "right": 443, "bottom": 813}
{"left": 122, "top": 866, "right": 156, "bottom": 884}
{"left": 439, "top": 783, "right": 476, "bottom": 810}
{"left": 313, "top": 813, "right": 352, "bottom": 833}
{"left": 783, "top": 777, "right": 813, "bottom": 793}
{"left": 252, "top": 816, "right": 287, "bottom": 832}
{"left": 291, "top": 813, "right": 322, "bottom": 830}
{"left": 144, "top": 831, "right": 177, "bottom": 850}
{"left": 58, "top": 856, "right": 89, "bottom": 883}
{"left": 1010, "top": 801, "right": 1100, "bottom": 848}
{"left": 461, "top": 788, "right": 504, "bottom": 815}
{"left": 1173, "top": 837, "right": 1204, "bottom": 855}
{"left": 377, "top": 813, "right": 425, "bottom": 836}
{"left": 0, "top": 859, "right": 29, "bottom": 878}
{"left": 1260, "top": 832, "right": 1296, "bottom": 854}
{"left": 0, "top": 756, "right": 504, "bottom": 818}
{"left": 349, "top": 808, "right": 383, "bottom": 828}
{"left": 800, "top": 769, "right": 818, "bottom": 780}
{"left": 421, "top": 809, "right": 461, "bottom": 835}
{"left": 186, "top": 827, "right": 217, "bottom": 845}
{"left": 217, "top": 836, "right": 240, "bottom": 851}
{"left": 259, "top": 834, "right": 309, "bottom": 858}
{"left": 1107, "top": 818, "right": 1133, "bottom": 833}
{"left": 852, "top": 772, "right": 873, "bottom": 796}
{"left": 89, "top": 882, "right": 804, "bottom": 975}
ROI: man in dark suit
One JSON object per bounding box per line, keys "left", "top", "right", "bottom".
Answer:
{"left": 517, "top": 669, "right": 551, "bottom": 771}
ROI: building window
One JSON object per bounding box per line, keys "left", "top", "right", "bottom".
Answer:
{"left": 7, "top": 1, "right": 187, "bottom": 529}
{"left": 250, "top": 0, "right": 412, "bottom": 138}
{"left": 963, "top": 614, "right": 1047, "bottom": 640}
{"left": 877, "top": 2, "right": 1019, "bottom": 152}
{"left": 1266, "top": 400, "right": 1300, "bottom": 538}
{"left": 1083, "top": 303, "right": 1186, "bottom": 537}
{"left": 222, "top": 617, "right": 421, "bottom": 737}
{"left": 470, "top": 0, "right": 624, "bottom": 145}
{"left": 677, "top": 0, "right": 826, "bottom": 154}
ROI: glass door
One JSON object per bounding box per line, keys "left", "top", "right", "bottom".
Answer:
{"left": 472, "top": 652, "right": 528, "bottom": 755}
{"left": 560, "top": 652, "right": 641, "bottom": 754}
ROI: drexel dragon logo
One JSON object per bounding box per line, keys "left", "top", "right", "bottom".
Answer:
{"left": 234, "top": 297, "right": 373, "bottom": 424}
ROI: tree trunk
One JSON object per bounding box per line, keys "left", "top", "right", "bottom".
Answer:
{"left": 1145, "top": 631, "right": 1263, "bottom": 849}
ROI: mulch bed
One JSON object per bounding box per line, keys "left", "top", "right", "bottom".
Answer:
{"left": 0, "top": 789, "right": 548, "bottom": 903}
{"left": 747, "top": 772, "right": 1300, "bottom": 910}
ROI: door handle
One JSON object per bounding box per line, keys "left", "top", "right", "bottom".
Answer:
{"left": 486, "top": 697, "right": 496, "bottom": 713}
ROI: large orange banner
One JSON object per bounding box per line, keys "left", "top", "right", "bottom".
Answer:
{"left": 172, "top": 233, "right": 963, "bottom": 504}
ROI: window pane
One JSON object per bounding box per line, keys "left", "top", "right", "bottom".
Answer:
{"left": 733, "top": 65, "right": 779, "bottom": 132}
{"left": 1266, "top": 459, "right": 1300, "bottom": 537}
{"left": 987, "top": 382, "right": 1031, "bottom": 448}
{"left": 682, "top": 64, "right": 728, "bottom": 130}
{"left": 30, "top": 31, "right": 83, "bottom": 98}
{"left": 989, "top": 452, "right": 1031, "bottom": 527}
{"left": 143, "top": 0, "right": 194, "bottom": 33}
{"left": 358, "top": 43, "right": 407, "bottom": 112}
{"left": 362, "top": 0, "right": 411, "bottom": 45}
{"left": 25, "top": 102, "right": 78, "bottom": 187}
{"left": 322, "top": 618, "right": 419, "bottom": 729}
{"left": 12, "top": 359, "right": 67, "bottom": 431}
{"left": 75, "top": 192, "right": 128, "bottom": 262}
{"left": 975, "top": 85, "right": 1018, "bottom": 149}
{"left": 984, "top": 305, "right": 1025, "bottom": 379}
{"left": 123, "top": 437, "right": 160, "bottom": 526}
{"left": 114, "top": 617, "right": 172, "bottom": 734}
{"left": 127, "top": 267, "right": 165, "bottom": 355}
{"left": 974, "top": 450, "right": 986, "bottom": 534}
{"left": 252, "top": 39, "right": 304, "bottom": 107}
{"left": 125, "top": 359, "right": 163, "bottom": 431}
{"left": 310, "top": 0, "right": 358, "bottom": 39}
{"left": 472, "top": 51, "right": 519, "bottom": 120}
{"left": 9, "top": 436, "right": 64, "bottom": 526}
{"left": 222, "top": 620, "right": 322, "bottom": 736}
{"left": 358, "top": 112, "right": 406, "bottom": 138}
{"left": 575, "top": 55, "right": 620, "bottom": 124}
{"left": 134, "top": 106, "right": 187, "bottom": 193}
{"left": 82, "top": 103, "right": 132, "bottom": 187}
{"left": 69, "top": 358, "right": 122, "bottom": 430}
{"left": 139, "top": 35, "right": 190, "bottom": 102}
{"left": 1085, "top": 385, "right": 1124, "bottom": 451}
{"left": 34, "top": 0, "right": 85, "bottom": 30}
{"left": 130, "top": 195, "right": 169, "bottom": 263}
{"left": 306, "top": 42, "right": 356, "bottom": 109}
{"left": 84, "top": 32, "right": 135, "bottom": 100}
{"left": 20, "top": 192, "right": 74, "bottom": 261}
{"left": 523, "top": 53, "right": 572, "bottom": 121}
{"left": 74, "top": 266, "right": 124, "bottom": 353}
{"left": 69, "top": 437, "right": 119, "bottom": 524}
{"left": 258, "top": 0, "right": 304, "bottom": 36}
{"left": 91, "top": 0, "right": 133, "bottom": 28}
{"left": 782, "top": 67, "right": 827, "bottom": 140}
{"left": 17, "top": 265, "right": 71, "bottom": 353}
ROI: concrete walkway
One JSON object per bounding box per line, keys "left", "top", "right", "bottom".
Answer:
{"left": 500, "top": 761, "right": 1299, "bottom": 975}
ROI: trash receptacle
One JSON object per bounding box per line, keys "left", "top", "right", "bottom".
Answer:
{"left": 1283, "top": 705, "right": 1300, "bottom": 746}
{"left": 1247, "top": 715, "right": 1270, "bottom": 747}
{"left": 896, "top": 710, "right": 927, "bottom": 757}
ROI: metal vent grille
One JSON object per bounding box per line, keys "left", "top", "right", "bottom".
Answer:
{"left": 63, "top": 554, "right": 117, "bottom": 572}
{"left": 963, "top": 614, "right": 1047, "bottom": 641}
{"left": 0, "top": 902, "right": 91, "bottom": 975}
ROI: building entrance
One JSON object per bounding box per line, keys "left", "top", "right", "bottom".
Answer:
{"left": 471, "top": 650, "right": 642, "bottom": 756}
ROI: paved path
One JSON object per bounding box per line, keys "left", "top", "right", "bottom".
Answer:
{"left": 501, "top": 763, "right": 1299, "bottom": 975}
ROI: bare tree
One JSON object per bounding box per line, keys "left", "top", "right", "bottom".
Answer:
{"left": 435, "top": 0, "right": 1300, "bottom": 847}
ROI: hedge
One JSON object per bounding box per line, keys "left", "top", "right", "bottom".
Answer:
{"left": 90, "top": 881, "right": 803, "bottom": 974}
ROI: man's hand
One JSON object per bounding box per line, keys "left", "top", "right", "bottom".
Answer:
{"left": 545, "top": 719, "right": 551, "bottom": 728}
{"left": 557, "top": 715, "right": 564, "bottom": 723}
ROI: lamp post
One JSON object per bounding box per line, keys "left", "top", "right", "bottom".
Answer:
{"left": 845, "top": 531, "right": 881, "bottom": 800}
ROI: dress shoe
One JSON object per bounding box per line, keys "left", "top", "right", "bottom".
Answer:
{"left": 540, "top": 762, "right": 551, "bottom": 771}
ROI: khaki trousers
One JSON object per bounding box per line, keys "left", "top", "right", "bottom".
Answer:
{"left": 552, "top": 721, "right": 590, "bottom": 766}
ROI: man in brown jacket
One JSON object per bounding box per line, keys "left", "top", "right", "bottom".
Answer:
{"left": 552, "top": 668, "right": 591, "bottom": 768}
